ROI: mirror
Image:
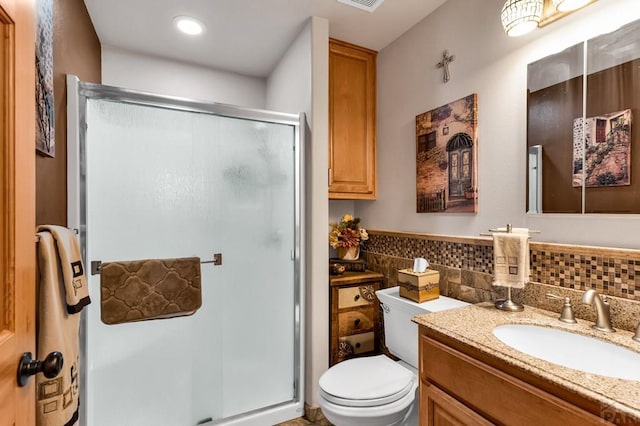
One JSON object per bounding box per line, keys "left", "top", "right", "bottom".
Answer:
{"left": 527, "top": 18, "right": 640, "bottom": 213}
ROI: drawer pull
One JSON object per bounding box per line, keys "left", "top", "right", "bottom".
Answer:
{"left": 355, "top": 342, "right": 361, "bottom": 349}
{"left": 354, "top": 318, "right": 361, "bottom": 327}
{"left": 354, "top": 295, "right": 361, "bottom": 302}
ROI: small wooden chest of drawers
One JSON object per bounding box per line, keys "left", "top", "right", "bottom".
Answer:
{"left": 329, "top": 270, "right": 383, "bottom": 366}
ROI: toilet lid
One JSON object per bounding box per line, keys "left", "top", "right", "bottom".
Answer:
{"left": 319, "top": 355, "right": 416, "bottom": 407}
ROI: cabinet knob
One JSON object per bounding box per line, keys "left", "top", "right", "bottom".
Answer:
{"left": 354, "top": 318, "right": 361, "bottom": 327}
{"left": 355, "top": 342, "right": 361, "bottom": 349}
{"left": 354, "top": 294, "right": 360, "bottom": 302}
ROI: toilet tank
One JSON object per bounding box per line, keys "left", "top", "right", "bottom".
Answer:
{"left": 376, "top": 286, "right": 469, "bottom": 369}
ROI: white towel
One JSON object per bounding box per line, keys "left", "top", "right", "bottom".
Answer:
{"left": 36, "top": 226, "right": 90, "bottom": 426}
{"left": 492, "top": 230, "right": 530, "bottom": 289}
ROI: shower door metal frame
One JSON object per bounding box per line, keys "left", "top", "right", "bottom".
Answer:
{"left": 67, "top": 75, "right": 305, "bottom": 425}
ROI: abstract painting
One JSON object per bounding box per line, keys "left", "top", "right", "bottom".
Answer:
{"left": 416, "top": 94, "right": 478, "bottom": 213}
{"left": 36, "top": 0, "right": 55, "bottom": 157}
{"left": 572, "top": 109, "right": 632, "bottom": 187}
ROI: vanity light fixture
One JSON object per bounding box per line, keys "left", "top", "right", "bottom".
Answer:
{"left": 551, "top": 0, "right": 592, "bottom": 12}
{"left": 502, "top": 0, "right": 599, "bottom": 36}
{"left": 173, "top": 16, "right": 206, "bottom": 36}
{"left": 501, "top": 0, "right": 544, "bottom": 37}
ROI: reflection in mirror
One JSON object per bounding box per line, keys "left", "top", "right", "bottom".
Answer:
{"left": 584, "top": 19, "right": 640, "bottom": 213}
{"left": 527, "top": 18, "right": 640, "bottom": 214}
{"left": 527, "top": 42, "right": 584, "bottom": 213}
{"left": 528, "top": 145, "right": 542, "bottom": 214}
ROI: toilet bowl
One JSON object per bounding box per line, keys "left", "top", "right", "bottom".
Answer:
{"left": 318, "top": 355, "right": 417, "bottom": 426}
{"left": 318, "top": 287, "right": 469, "bottom": 426}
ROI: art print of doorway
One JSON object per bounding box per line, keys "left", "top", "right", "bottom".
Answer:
{"left": 416, "top": 94, "right": 478, "bottom": 213}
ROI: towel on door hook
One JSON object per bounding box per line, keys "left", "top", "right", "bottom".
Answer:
{"left": 492, "top": 229, "right": 530, "bottom": 289}
{"left": 36, "top": 225, "right": 91, "bottom": 426}
{"left": 100, "top": 257, "right": 202, "bottom": 325}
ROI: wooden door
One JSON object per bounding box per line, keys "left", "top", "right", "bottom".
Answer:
{"left": 448, "top": 148, "right": 472, "bottom": 198}
{"left": 0, "top": 0, "right": 36, "bottom": 425}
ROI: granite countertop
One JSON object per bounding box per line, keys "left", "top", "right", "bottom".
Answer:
{"left": 413, "top": 303, "right": 640, "bottom": 421}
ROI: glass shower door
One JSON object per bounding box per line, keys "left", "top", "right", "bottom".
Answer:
{"left": 83, "top": 97, "right": 298, "bottom": 426}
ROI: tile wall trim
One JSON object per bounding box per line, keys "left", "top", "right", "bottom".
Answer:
{"left": 368, "top": 229, "right": 491, "bottom": 246}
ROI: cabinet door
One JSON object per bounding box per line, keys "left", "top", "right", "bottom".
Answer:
{"left": 421, "top": 382, "right": 493, "bottom": 426}
{"left": 329, "top": 38, "right": 377, "bottom": 199}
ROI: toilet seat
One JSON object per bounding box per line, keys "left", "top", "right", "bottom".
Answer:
{"left": 318, "top": 355, "right": 415, "bottom": 408}
{"left": 319, "top": 381, "right": 414, "bottom": 408}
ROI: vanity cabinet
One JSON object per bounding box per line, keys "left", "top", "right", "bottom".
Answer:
{"left": 328, "top": 38, "right": 377, "bottom": 200}
{"left": 329, "top": 271, "right": 383, "bottom": 366}
{"left": 419, "top": 326, "right": 610, "bottom": 426}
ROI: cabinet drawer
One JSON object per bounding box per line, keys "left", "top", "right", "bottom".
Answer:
{"left": 338, "top": 285, "right": 377, "bottom": 309}
{"left": 422, "top": 382, "right": 493, "bottom": 426}
{"left": 421, "top": 335, "right": 604, "bottom": 426}
{"left": 339, "top": 332, "right": 375, "bottom": 355}
{"left": 338, "top": 308, "right": 375, "bottom": 336}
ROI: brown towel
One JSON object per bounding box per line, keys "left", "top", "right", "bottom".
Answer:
{"left": 36, "top": 228, "right": 90, "bottom": 426}
{"left": 100, "top": 257, "right": 202, "bottom": 325}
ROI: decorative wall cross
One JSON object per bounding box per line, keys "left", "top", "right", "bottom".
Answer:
{"left": 436, "top": 50, "right": 455, "bottom": 83}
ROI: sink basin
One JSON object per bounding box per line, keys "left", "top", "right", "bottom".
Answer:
{"left": 492, "top": 324, "right": 640, "bottom": 380}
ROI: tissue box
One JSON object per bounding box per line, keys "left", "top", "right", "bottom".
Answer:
{"left": 397, "top": 268, "right": 440, "bottom": 303}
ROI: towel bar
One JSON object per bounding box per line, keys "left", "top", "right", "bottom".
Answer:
{"left": 90, "top": 254, "right": 222, "bottom": 276}
{"left": 480, "top": 233, "right": 534, "bottom": 238}
{"left": 479, "top": 223, "right": 540, "bottom": 237}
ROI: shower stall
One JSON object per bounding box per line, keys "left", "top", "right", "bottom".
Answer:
{"left": 66, "top": 76, "right": 305, "bottom": 426}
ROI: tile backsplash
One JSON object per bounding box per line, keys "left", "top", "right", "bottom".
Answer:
{"left": 363, "top": 230, "right": 640, "bottom": 331}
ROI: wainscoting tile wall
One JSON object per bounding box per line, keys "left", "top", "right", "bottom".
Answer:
{"left": 363, "top": 230, "right": 640, "bottom": 332}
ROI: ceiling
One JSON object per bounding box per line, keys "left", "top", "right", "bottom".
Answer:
{"left": 83, "top": 0, "right": 448, "bottom": 77}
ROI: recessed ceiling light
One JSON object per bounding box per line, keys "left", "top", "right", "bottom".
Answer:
{"left": 173, "top": 16, "right": 206, "bottom": 36}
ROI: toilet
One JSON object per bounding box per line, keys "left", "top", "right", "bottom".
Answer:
{"left": 318, "top": 286, "right": 469, "bottom": 426}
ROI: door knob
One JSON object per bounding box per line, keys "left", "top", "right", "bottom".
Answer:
{"left": 17, "top": 351, "right": 64, "bottom": 387}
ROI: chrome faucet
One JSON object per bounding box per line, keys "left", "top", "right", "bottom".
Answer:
{"left": 581, "top": 289, "right": 615, "bottom": 333}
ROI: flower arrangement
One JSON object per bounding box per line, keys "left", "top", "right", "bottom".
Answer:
{"left": 329, "top": 214, "right": 369, "bottom": 249}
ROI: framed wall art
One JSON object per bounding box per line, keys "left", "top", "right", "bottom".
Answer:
{"left": 36, "top": 0, "right": 55, "bottom": 157}
{"left": 416, "top": 94, "right": 478, "bottom": 213}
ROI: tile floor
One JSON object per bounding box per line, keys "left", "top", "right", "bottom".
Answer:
{"left": 276, "top": 417, "right": 332, "bottom": 426}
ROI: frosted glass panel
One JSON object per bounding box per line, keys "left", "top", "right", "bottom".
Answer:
{"left": 84, "top": 99, "right": 295, "bottom": 425}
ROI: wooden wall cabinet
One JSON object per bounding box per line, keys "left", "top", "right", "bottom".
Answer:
{"left": 329, "top": 271, "right": 383, "bottom": 366}
{"left": 329, "top": 38, "right": 377, "bottom": 200}
{"left": 419, "top": 327, "right": 613, "bottom": 426}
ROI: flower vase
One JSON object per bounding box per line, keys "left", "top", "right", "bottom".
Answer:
{"left": 337, "top": 246, "right": 360, "bottom": 260}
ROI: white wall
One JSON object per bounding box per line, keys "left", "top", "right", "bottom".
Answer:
{"left": 357, "top": 0, "right": 640, "bottom": 249}
{"left": 266, "top": 23, "right": 311, "bottom": 114}
{"left": 101, "top": 45, "right": 266, "bottom": 108}
{"left": 266, "top": 16, "right": 330, "bottom": 408}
